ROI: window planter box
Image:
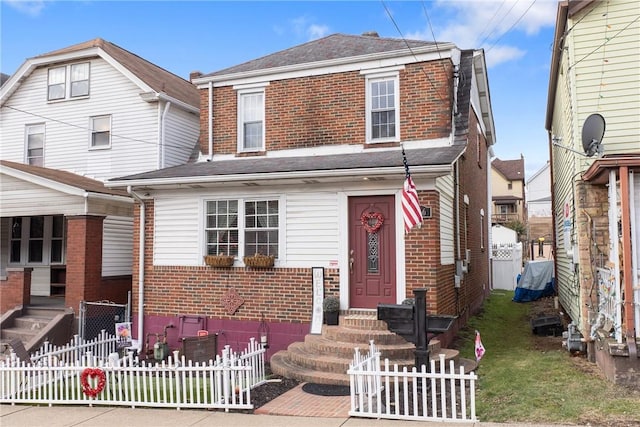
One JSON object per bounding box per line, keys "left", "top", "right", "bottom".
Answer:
{"left": 204, "top": 255, "right": 235, "bottom": 268}
{"left": 243, "top": 254, "right": 275, "bottom": 268}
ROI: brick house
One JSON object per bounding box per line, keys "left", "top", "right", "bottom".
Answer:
{"left": 0, "top": 38, "right": 200, "bottom": 314}
{"left": 546, "top": 0, "right": 639, "bottom": 387}
{"left": 109, "top": 33, "right": 496, "bottom": 358}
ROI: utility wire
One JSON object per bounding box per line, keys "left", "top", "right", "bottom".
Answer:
{"left": 486, "top": 0, "right": 538, "bottom": 53}
{"left": 4, "top": 104, "right": 195, "bottom": 155}
{"left": 568, "top": 15, "right": 640, "bottom": 71}
{"left": 380, "top": 0, "right": 450, "bottom": 105}
{"left": 479, "top": 0, "right": 520, "bottom": 48}
{"left": 419, "top": 1, "right": 450, "bottom": 81}
{"left": 475, "top": 0, "right": 507, "bottom": 47}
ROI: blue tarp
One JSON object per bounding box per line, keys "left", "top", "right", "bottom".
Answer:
{"left": 513, "top": 260, "right": 556, "bottom": 302}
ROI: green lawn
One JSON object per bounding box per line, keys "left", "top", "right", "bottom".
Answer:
{"left": 456, "top": 290, "right": 640, "bottom": 426}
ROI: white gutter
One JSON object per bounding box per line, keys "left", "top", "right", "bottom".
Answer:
{"left": 160, "top": 101, "right": 172, "bottom": 168}
{"left": 106, "top": 164, "right": 453, "bottom": 188}
{"left": 208, "top": 82, "right": 213, "bottom": 161}
{"left": 127, "top": 186, "right": 145, "bottom": 354}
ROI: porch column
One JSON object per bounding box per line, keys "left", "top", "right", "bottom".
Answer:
{"left": 0, "top": 268, "right": 32, "bottom": 313}
{"left": 65, "top": 215, "right": 104, "bottom": 311}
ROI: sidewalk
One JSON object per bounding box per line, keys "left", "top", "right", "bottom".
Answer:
{"left": 0, "top": 404, "right": 581, "bottom": 427}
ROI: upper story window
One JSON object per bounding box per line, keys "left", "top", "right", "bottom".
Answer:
{"left": 507, "top": 182, "right": 513, "bottom": 190}
{"left": 237, "top": 88, "right": 265, "bottom": 152}
{"left": 25, "top": 123, "right": 45, "bottom": 166}
{"left": 366, "top": 73, "right": 400, "bottom": 143}
{"left": 48, "top": 62, "right": 90, "bottom": 101}
{"left": 90, "top": 115, "right": 111, "bottom": 149}
{"left": 205, "top": 198, "right": 279, "bottom": 262}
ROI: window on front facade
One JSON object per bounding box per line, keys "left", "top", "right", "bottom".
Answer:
{"left": 48, "top": 67, "right": 66, "bottom": 100}
{"left": 238, "top": 90, "right": 264, "bottom": 152}
{"left": 90, "top": 115, "right": 111, "bottom": 148}
{"left": 48, "top": 62, "right": 90, "bottom": 101}
{"left": 70, "top": 63, "right": 90, "bottom": 97}
{"left": 245, "top": 200, "right": 279, "bottom": 257}
{"left": 28, "top": 216, "right": 44, "bottom": 263}
{"left": 9, "top": 215, "right": 65, "bottom": 265}
{"left": 26, "top": 124, "right": 45, "bottom": 166}
{"left": 507, "top": 182, "right": 513, "bottom": 190}
{"left": 205, "top": 199, "right": 279, "bottom": 260}
{"left": 366, "top": 74, "right": 399, "bottom": 143}
{"left": 205, "top": 200, "right": 239, "bottom": 256}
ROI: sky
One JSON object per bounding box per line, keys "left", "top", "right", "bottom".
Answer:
{"left": 1, "top": 0, "right": 559, "bottom": 179}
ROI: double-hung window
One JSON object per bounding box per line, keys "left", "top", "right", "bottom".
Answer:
{"left": 26, "top": 124, "right": 45, "bottom": 166}
{"left": 9, "top": 215, "right": 65, "bottom": 265}
{"left": 48, "top": 62, "right": 90, "bottom": 101}
{"left": 365, "top": 72, "right": 400, "bottom": 143}
{"left": 237, "top": 87, "right": 265, "bottom": 152}
{"left": 205, "top": 198, "right": 279, "bottom": 261}
{"left": 90, "top": 115, "right": 111, "bottom": 149}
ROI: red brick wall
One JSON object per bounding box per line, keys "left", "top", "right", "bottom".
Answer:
{"left": 456, "top": 110, "right": 491, "bottom": 317}
{"left": 65, "top": 216, "right": 132, "bottom": 310}
{"left": 0, "top": 268, "right": 32, "bottom": 313}
{"left": 200, "top": 61, "right": 453, "bottom": 156}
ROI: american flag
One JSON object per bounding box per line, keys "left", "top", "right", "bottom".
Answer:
{"left": 401, "top": 147, "right": 423, "bottom": 233}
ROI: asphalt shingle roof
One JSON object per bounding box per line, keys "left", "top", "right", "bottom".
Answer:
{"left": 110, "top": 146, "right": 464, "bottom": 183}
{"left": 205, "top": 33, "right": 438, "bottom": 77}
{"left": 1, "top": 160, "right": 128, "bottom": 197}
{"left": 492, "top": 158, "right": 525, "bottom": 181}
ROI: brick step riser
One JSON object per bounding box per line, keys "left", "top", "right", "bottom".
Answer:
{"left": 303, "top": 339, "right": 415, "bottom": 360}
{"left": 23, "top": 308, "right": 63, "bottom": 319}
{"left": 339, "top": 317, "right": 389, "bottom": 331}
{"left": 270, "top": 358, "right": 350, "bottom": 386}
{"left": 323, "top": 327, "right": 408, "bottom": 345}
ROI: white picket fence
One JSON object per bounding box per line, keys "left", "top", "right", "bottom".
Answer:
{"left": 348, "top": 341, "right": 478, "bottom": 422}
{"left": 1, "top": 334, "right": 266, "bottom": 411}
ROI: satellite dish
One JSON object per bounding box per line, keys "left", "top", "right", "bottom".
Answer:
{"left": 581, "top": 113, "right": 605, "bottom": 157}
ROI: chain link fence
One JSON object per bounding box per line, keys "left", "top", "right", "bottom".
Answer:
{"left": 79, "top": 293, "right": 130, "bottom": 341}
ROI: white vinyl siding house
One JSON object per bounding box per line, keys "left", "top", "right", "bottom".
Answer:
{"left": 548, "top": 0, "right": 640, "bottom": 334}
{"left": 437, "top": 173, "right": 455, "bottom": 264}
{"left": 102, "top": 216, "right": 133, "bottom": 276}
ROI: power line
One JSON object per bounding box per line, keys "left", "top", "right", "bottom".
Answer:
{"left": 479, "top": 0, "right": 520, "bottom": 48}
{"left": 420, "top": 0, "right": 452, "bottom": 86}
{"left": 3, "top": 105, "right": 195, "bottom": 155}
{"left": 486, "top": 0, "right": 538, "bottom": 53}
{"left": 476, "top": 0, "right": 508, "bottom": 47}
{"left": 380, "top": 0, "right": 450, "bottom": 105}
{"left": 568, "top": 15, "right": 640, "bottom": 71}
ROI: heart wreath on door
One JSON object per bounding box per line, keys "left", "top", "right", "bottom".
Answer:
{"left": 360, "top": 211, "right": 384, "bottom": 234}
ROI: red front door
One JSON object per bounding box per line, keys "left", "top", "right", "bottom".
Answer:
{"left": 349, "top": 195, "right": 396, "bottom": 308}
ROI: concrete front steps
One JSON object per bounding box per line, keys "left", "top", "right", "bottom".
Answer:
{"left": 270, "top": 310, "right": 477, "bottom": 386}
{"left": 1, "top": 306, "right": 74, "bottom": 357}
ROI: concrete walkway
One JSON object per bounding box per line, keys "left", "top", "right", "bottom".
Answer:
{"left": 0, "top": 404, "right": 583, "bottom": 427}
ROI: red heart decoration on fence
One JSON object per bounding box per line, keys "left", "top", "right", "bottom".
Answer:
{"left": 81, "top": 368, "right": 106, "bottom": 398}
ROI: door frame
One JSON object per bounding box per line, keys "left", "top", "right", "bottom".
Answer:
{"left": 338, "top": 190, "right": 406, "bottom": 310}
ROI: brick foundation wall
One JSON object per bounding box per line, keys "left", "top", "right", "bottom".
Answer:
{"left": 0, "top": 268, "right": 32, "bottom": 313}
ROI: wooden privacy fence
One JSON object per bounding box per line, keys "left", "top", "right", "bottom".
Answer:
{"left": 348, "top": 341, "right": 478, "bottom": 423}
{"left": 1, "top": 336, "right": 266, "bottom": 411}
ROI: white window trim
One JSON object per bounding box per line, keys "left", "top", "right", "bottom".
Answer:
{"left": 365, "top": 71, "right": 400, "bottom": 144}
{"left": 25, "top": 123, "right": 45, "bottom": 166}
{"left": 202, "top": 196, "right": 283, "bottom": 264}
{"left": 89, "top": 115, "right": 112, "bottom": 150}
{"left": 9, "top": 216, "right": 64, "bottom": 266}
{"left": 47, "top": 62, "right": 90, "bottom": 102}
{"left": 237, "top": 88, "right": 266, "bottom": 153}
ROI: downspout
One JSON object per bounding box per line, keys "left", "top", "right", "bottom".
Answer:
{"left": 208, "top": 81, "right": 213, "bottom": 161}
{"left": 127, "top": 186, "right": 145, "bottom": 354}
{"left": 160, "top": 101, "right": 172, "bottom": 168}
